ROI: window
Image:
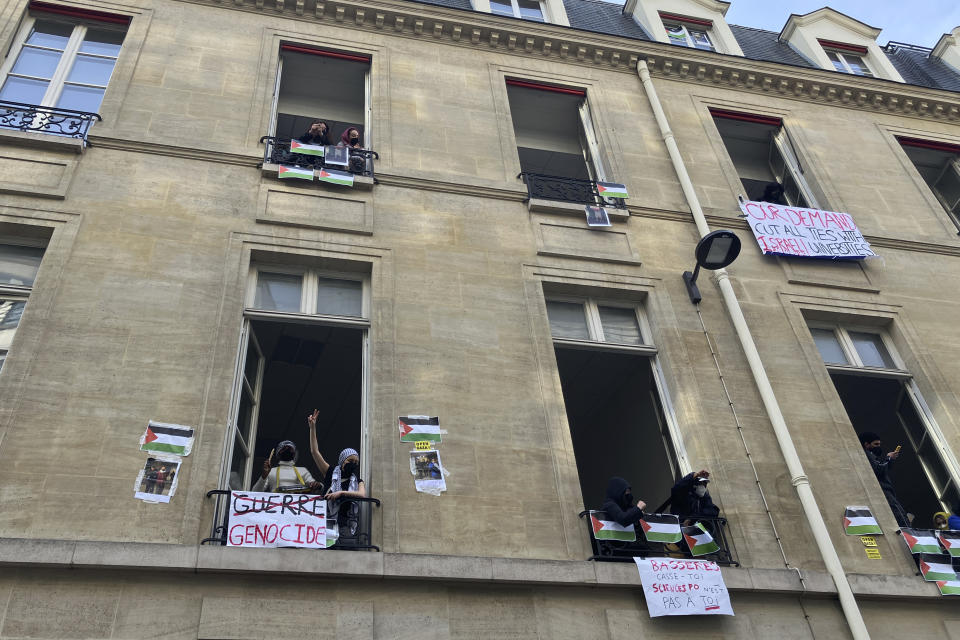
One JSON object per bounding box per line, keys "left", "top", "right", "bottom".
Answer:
{"left": 0, "top": 5, "right": 127, "bottom": 114}
{"left": 490, "top": 0, "right": 545, "bottom": 21}
{"left": 897, "top": 137, "right": 960, "bottom": 228}
{"left": 711, "top": 109, "right": 818, "bottom": 208}
{"left": 224, "top": 263, "right": 368, "bottom": 495}
{"left": 809, "top": 322, "right": 960, "bottom": 528}
{"left": 546, "top": 295, "right": 686, "bottom": 510}
{"left": 660, "top": 12, "right": 714, "bottom": 52}
{"left": 270, "top": 45, "right": 370, "bottom": 146}
{"left": 818, "top": 40, "right": 873, "bottom": 77}
{"left": 0, "top": 242, "right": 45, "bottom": 372}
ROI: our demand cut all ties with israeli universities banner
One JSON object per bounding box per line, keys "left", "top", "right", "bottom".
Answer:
{"left": 738, "top": 199, "right": 875, "bottom": 260}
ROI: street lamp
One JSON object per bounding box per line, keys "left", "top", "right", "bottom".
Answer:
{"left": 682, "top": 230, "right": 741, "bottom": 304}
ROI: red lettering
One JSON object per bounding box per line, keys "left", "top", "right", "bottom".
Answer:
{"left": 228, "top": 524, "right": 245, "bottom": 545}
{"left": 743, "top": 202, "right": 764, "bottom": 220}
{"left": 244, "top": 525, "right": 256, "bottom": 544}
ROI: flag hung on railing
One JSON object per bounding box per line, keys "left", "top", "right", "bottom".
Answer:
{"left": 937, "top": 530, "right": 960, "bottom": 557}
{"left": 289, "top": 140, "right": 325, "bottom": 156}
{"left": 590, "top": 513, "right": 636, "bottom": 542}
{"left": 901, "top": 528, "right": 942, "bottom": 554}
{"left": 919, "top": 553, "right": 957, "bottom": 582}
{"left": 278, "top": 165, "right": 313, "bottom": 180}
{"left": 639, "top": 514, "right": 682, "bottom": 543}
{"left": 682, "top": 522, "right": 720, "bottom": 556}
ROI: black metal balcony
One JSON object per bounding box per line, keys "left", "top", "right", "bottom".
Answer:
{"left": 520, "top": 172, "right": 628, "bottom": 209}
{"left": 578, "top": 510, "right": 738, "bottom": 566}
{"left": 0, "top": 100, "right": 101, "bottom": 143}
{"left": 203, "top": 488, "right": 381, "bottom": 551}
{"left": 260, "top": 136, "right": 379, "bottom": 180}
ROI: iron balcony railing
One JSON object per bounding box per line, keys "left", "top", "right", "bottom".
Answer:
{"left": 578, "top": 510, "right": 738, "bottom": 566}
{"left": 0, "top": 100, "right": 101, "bottom": 144}
{"left": 519, "top": 172, "right": 628, "bottom": 209}
{"left": 203, "top": 488, "right": 381, "bottom": 551}
{"left": 260, "top": 136, "right": 379, "bottom": 180}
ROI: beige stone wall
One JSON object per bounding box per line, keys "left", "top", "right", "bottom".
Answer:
{"left": 0, "top": 0, "right": 959, "bottom": 631}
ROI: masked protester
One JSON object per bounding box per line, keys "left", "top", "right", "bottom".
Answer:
{"left": 339, "top": 127, "right": 362, "bottom": 149}
{"left": 670, "top": 469, "right": 720, "bottom": 526}
{"left": 859, "top": 431, "right": 910, "bottom": 527}
{"left": 933, "top": 510, "right": 960, "bottom": 530}
{"left": 601, "top": 477, "right": 647, "bottom": 527}
{"left": 252, "top": 439, "right": 323, "bottom": 493}
{"left": 306, "top": 409, "right": 366, "bottom": 545}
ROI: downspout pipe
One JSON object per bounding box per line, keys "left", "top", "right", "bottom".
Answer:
{"left": 636, "top": 59, "right": 870, "bottom": 640}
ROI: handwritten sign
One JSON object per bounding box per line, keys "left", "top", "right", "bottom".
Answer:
{"left": 634, "top": 557, "right": 734, "bottom": 617}
{"left": 227, "top": 491, "right": 326, "bottom": 549}
{"left": 739, "top": 200, "right": 875, "bottom": 260}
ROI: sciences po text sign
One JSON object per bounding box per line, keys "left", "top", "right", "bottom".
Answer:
{"left": 634, "top": 558, "right": 734, "bottom": 617}
{"left": 227, "top": 491, "right": 326, "bottom": 549}
{"left": 739, "top": 200, "right": 875, "bottom": 260}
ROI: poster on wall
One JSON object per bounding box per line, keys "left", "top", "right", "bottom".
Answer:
{"left": 634, "top": 557, "right": 734, "bottom": 617}
{"left": 411, "top": 450, "right": 447, "bottom": 495}
{"left": 134, "top": 456, "right": 181, "bottom": 503}
{"left": 226, "top": 491, "right": 326, "bottom": 548}
{"left": 738, "top": 199, "right": 875, "bottom": 259}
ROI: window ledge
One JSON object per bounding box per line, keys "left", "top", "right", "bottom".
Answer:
{"left": 261, "top": 163, "right": 374, "bottom": 191}
{"left": 528, "top": 198, "right": 630, "bottom": 221}
{"left": 0, "top": 128, "right": 85, "bottom": 154}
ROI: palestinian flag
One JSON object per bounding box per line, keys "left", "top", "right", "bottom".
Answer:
{"left": 590, "top": 513, "right": 636, "bottom": 541}
{"left": 399, "top": 416, "right": 442, "bottom": 443}
{"left": 937, "top": 530, "right": 960, "bottom": 557}
{"left": 901, "top": 528, "right": 941, "bottom": 554}
{"left": 844, "top": 506, "right": 882, "bottom": 535}
{"left": 317, "top": 168, "right": 354, "bottom": 187}
{"left": 597, "top": 181, "right": 629, "bottom": 199}
{"left": 639, "top": 513, "right": 682, "bottom": 543}
{"left": 278, "top": 165, "right": 313, "bottom": 180}
{"left": 140, "top": 421, "right": 194, "bottom": 456}
{"left": 289, "top": 140, "right": 325, "bottom": 156}
{"left": 919, "top": 553, "right": 957, "bottom": 582}
{"left": 936, "top": 580, "right": 960, "bottom": 595}
{"left": 683, "top": 522, "right": 720, "bottom": 556}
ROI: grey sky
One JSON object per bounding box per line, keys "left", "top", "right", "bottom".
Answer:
{"left": 721, "top": 1, "right": 960, "bottom": 49}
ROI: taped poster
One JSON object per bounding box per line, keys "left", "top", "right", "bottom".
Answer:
{"left": 134, "top": 456, "right": 181, "bottom": 503}
{"left": 585, "top": 206, "right": 611, "bottom": 227}
{"left": 843, "top": 506, "right": 882, "bottom": 535}
{"left": 411, "top": 449, "right": 447, "bottom": 495}
{"left": 226, "top": 490, "right": 326, "bottom": 549}
{"left": 634, "top": 557, "right": 734, "bottom": 617}
{"left": 140, "top": 420, "right": 194, "bottom": 456}
{"left": 900, "top": 528, "right": 941, "bottom": 554}
{"left": 399, "top": 416, "right": 444, "bottom": 443}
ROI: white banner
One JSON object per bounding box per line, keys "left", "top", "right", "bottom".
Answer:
{"left": 634, "top": 557, "right": 734, "bottom": 617}
{"left": 227, "top": 491, "right": 326, "bottom": 548}
{"left": 739, "top": 199, "right": 875, "bottom": 259}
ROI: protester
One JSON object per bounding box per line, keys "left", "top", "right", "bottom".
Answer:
{"left": 670, "top": 469, "right": 720, "bottom": 525}
{"left": 298, "top": 120, "right": 330, "bottom": 145}
{"left": 307, "top": 409, "right": 366, "bottom": 541}
{"left": 759, "top": 181, "right": 787, "bottom": 205}
{"left": 601, "top": 477, "right": 647, "bottom": 527}
{"left": 859, "top": 431, "right": 910, "bottom": 527}
{"left": 338, "top": 126, "right": 362, "bottom": 148}
{"left": 153, "top": 465, "right": 167, "bottom": 494}
{"left": 934, "top": 510, "right": 960, "bottom": 530}
{"left": 252, "top": 439, "right": 323, "bottom": 493}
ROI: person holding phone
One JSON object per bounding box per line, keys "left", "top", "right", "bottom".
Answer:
{"left": 859, "top": 431, "right": 910, "bottom": 527}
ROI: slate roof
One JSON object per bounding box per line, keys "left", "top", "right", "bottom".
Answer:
{"left": 404, "top": 0, "right": 960, "bottom": 94}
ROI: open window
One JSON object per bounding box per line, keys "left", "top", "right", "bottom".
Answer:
{"left": 660, "top": 12, "right": 715, "bottom": 51}
{"left": 546, "top": 295, "right": 684, "bottom": 510}
{"left": 711, "top": 109, "right": 819, "bottom": 208}
{"left": 0, "top": 238, "right": 47, "bottom": 373}
{"left": 490, "top": 0, "right": 545, "bottom": 22}
{"left": 897, "top": 137, "right": 960, "bottom": 229}
{"left": 809, "top": 322, "right": 960, "bottom": 528}
{"left": 223, "top": 262, "right": 368, "bottom": 494}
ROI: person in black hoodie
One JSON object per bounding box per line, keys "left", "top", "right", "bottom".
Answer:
{"left": 859, "top": 431, "right": 909, "bottom": 527}
{"left": 670, "top": 469, "right": 720, "bottom": 525}
{"left": 601, "top": 477, "right": 647, "bottom": 526}
{"left": 298, "top": 120, "right": 331, "bottom": 145}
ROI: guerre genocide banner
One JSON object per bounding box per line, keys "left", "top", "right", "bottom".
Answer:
{"left": 227, "top": 491, "right": 326, "bottom": 548}
{"left": 634, "top": 557, "right": 734, "bottom": 617}
{"left": 739, "top": 200, "right": 875, "bottom": 259}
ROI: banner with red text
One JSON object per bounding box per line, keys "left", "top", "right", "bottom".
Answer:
{"left": 739, "top": 199, "right": 875, "bottom": 260}
{"left": 227, "top": 491, "right": 326, "bottom": 548}
{"left": 634, "top": 557, "right": 734, "bottom": 617}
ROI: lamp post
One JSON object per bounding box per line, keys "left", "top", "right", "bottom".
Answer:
{"left": 682, "top": 230, "right": 741, "bottom": 304}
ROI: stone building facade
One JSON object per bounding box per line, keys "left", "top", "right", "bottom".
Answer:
{"left": 1, "top": 0, "right": 960, "bottom": 636}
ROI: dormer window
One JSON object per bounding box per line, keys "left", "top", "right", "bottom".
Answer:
{"left": 490, "top": 0, "right": 544, "bottom": 22}
{"left": 820, "top": 40, "right": 872, "bottom": 77}
{"left": 660, "top": 13, "right": 714, "bottom": 51}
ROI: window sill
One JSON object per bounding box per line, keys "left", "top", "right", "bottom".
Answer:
{"left": 0, "top": 128, "right": 85, "bottom": 154}
{"left": 261, "top": 163, "right": 374, "bottom": 191}
{"left": 528, "top": 198, "right": 630, "bottom": 221}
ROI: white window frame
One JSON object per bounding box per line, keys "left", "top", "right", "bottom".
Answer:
{"left": 490, "top": 0, "right": 546, "bottom": 22}
{"left": 809, "top": 322, "right": 960, "bottom": 511}
{"left": 0, "top": 237, "right": 46, "bottom": 373}
{"left": 929, "top": 158, "right": 960, "bottom": 226}
{"left": 0, "top": 14, "right": 124, "bottom": 111}
{"left": 546, "top": 295, "right": 690, "bottom": 474}
{"left": 663, "top": 21, "right": 714, "bottom": 51}
{"left": 824, "top": 49, "right": 874, "bottom": 77}
{"left": 245, "top": 263, "right": 369, "bottom": 322}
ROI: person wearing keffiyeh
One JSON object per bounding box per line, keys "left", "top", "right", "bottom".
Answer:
{"left": 306, "top": 409, "right": 366, "bottom": 544}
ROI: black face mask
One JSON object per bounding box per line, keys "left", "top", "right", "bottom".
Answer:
{"left": 870, "top": 446, "right": 883, "bottom": 457}
{"left": 622, "top": 492, "right": 633, "bottom": 507}
{"left": 343, "top": 461, "right": 358, "bottom": 476}
{"left": 278, "top": 448, "right": 295, "bottom": 462}
{"left": 350, "top": 136, "right": 359, "bottom": 144}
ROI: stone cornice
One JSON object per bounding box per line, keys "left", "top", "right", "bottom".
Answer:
{"left": 166, "top": 0, "right": 960, "bottom": 123}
